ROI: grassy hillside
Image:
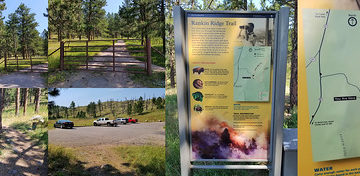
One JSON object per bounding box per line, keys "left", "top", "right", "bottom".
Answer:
{"left": 48, "top": 109, "right": 164, "bottom": 130}
{"left": 51, "top": 98, "right": 163, "bottom": 119}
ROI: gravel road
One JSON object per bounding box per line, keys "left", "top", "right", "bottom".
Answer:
{"left": 48, "top": 122, "right": 165, "bottom": 147}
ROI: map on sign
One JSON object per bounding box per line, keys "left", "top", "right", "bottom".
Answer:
{"left": 233, "top": 46, "right": 271, "bottom": 102}
{"left": 304, "top": 9, "right": 360, "bottom": 162}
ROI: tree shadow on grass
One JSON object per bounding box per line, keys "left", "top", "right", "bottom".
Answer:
{"left": 48, "top": 145, "right": 135, "bottom": 176}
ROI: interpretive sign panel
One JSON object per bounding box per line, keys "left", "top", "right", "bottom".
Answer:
{"left": 187, "top": 13, "right": 275, "bottom": 161}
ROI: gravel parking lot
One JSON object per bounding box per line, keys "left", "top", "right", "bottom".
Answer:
{"left": 49, "top": 122, "right": 165, "bottom": 147}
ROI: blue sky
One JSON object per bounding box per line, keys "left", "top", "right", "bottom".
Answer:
{"left": 2, "top": 0, "right": 124, "bottom": 34}
{"left": 49, "top": 88, "right": 165, "bottom": 107}
{"left": 104, "top": 0, "right": 124, "bottom": 14}
{"left": 3, "top": 0, "right": 48, "bottom": 33}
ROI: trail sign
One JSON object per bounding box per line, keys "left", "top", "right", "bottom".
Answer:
{"left": 174, "top": 6, "right": 289, "bottom": 176}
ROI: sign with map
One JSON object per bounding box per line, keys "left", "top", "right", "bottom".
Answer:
{"left": 233, "top": 46, "right": 271, "bottom": 101}
{"left": 186, "top": 12, "right": 274, "bottom": 161}
{"left": 304, "top": 8, "right": 360, "bottom": 162}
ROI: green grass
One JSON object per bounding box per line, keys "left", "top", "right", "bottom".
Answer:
{"left": 48, "top": 38, "right": 113, "bottom": 71}
{"left": 283, "top": 107, "right": 298, "bottom": 128}
{"left": 2, "top": 104, "right": 48, "bottom": 127}
{"left": 113, "top": 145, "right": 165, "bottom": 176}
{"left": 125, "top": 38, "right": 165, "bottom": 67}
{"left": 128, "top": 71, "right": 165, "bottom": 88}
{"left": 47, "top": 70, "right": 69, "bottom": 85}
{"left": 48, "top": 144, "right": 90, "bottom": 176}
{"left": 165, "top": 93, "right": 181, "bottom": 176}
{"left": 0, "top": 56, "right": 47, "bottom": 72}
{"left": 132, "top": 109, "right": 165, "bottom": 122}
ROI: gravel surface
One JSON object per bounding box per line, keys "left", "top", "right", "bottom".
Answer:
{"left": 49, "top": 122, "right": 165, "bottom": 147}
{"left": 0, "top": 73, "right": 46, "bottom": 88}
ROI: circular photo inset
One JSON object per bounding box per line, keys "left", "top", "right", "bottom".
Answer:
{"left": 193, "top": 104, "right": 203, "bottom": 113}
{"left": 193, "top": 79, "right": 203, "bottom": 89}
{"left": 192, "top": 92, "right": 203, "bottom": 102}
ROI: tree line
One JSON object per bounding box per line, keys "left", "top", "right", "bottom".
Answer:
{"left": 0, "top": 88, "right": 46, "bottom": 131}
{"left": 49, "top": 96, "right": 165, "bottom": 119}
{"left": 165, "top": 0, "right": 297, "bottom": 110}
{"left": 0, "top": 2, "right": 47, "bottom": 60}
{"left": 47, "top": 0, "right": 165, "bottom": 48}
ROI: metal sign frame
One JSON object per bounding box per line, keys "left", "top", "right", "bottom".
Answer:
{"left": 174, "top": 6, "right": 289, "bottom": 176}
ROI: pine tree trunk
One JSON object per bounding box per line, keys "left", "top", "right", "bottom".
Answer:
{"left": 161, "top": 0, "right": 166, "bottom": 55}
{"left": 170, "top": 51, "right": 176, "bottom": 88}
{"left": 20, "top": 89, "right": 24, "bottom": 107}
{"left": 15, "top": 88, "right": 20, "bottom": 116}
{"left": 23, "top": 88, "right": 28, "bottom": 116}
{"left": 289, "top": 3, "right": 298, "bottom": 110}
{"left": 0, "top": 88, "right": 4, "bottom": 131}
{"left": 35, "top": 88, "right": 41, "bottom": 114}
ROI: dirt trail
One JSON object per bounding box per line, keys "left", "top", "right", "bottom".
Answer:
{"left": 0, "top": 127, "right": 46, "bottom": 176}
{"left": 71, "top": 145, "right": 135, "bottom": 176}
{"left": 0, "top": 64, "right": 48, "bottom": 88}
{"left": 52, "top": 40, "right": 164, "bottom": 88}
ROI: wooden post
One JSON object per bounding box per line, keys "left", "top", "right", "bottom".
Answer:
{"left": 60, "top": 41, "right": 64, "bottom": 70}
{"left": 4, "top": 52, "right": 7, "bottom": 71}
{"left": 86, "top": 41, "right": 89, "bottom": 70}
{"left": 16, "top": 55, "right": 19, "bottom": 70}
{"left": 113, "top": 40, "right": 115, "bottom": 72}
{"left": 146, "top": 38, "right": 152, "bottom": 76}
{"left": 30, "top": 55, "right": 33, "bottom": 72}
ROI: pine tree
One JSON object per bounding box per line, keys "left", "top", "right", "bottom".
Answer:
{"left": 70, "top": 101, "right": 76, "bottom": 117}
{"left": 97, "top": 99, "right": 102, "bottom": 116}
{"left": 15, "top": 4, "right": 39, "bottom": 59}
{"left": 86, "top": 102, "right": 97, "bottom": 118}
{"left": 5, "top": 13, "right": 19, "bottom": 58}
{"left": 127, "top": 101, "right": 132, "bottom": 115}
{"left": 15, "top": 88, "right": 20, "bottom": 116}
{"left": 0, "top": 0, "right": 6, "bottom": 57}
{"left": 83, "top": 0, "right": 107, "bottom": 40}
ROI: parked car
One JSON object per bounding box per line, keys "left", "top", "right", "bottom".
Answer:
{"left": 93, "top": 117, "right": 115, "bottom": 126}
{"left": 54, "top": 120, "right": 74, "bottom": 129}
{"left": 114, "top": 118, "right": 127, "bottom": 125}
{"left": 127, "top": 118, "right": 138, "bottom": 123}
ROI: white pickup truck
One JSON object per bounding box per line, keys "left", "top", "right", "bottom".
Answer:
{"left": 93, "top": 117, "right": 116, "bottom": 126}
